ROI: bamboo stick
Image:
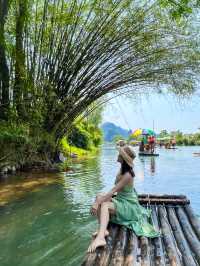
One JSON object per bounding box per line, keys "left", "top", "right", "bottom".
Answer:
{"left": 151, "top": 206, "right": 166, "bottom": 266}
{"left": 140, "top": 236, "right": 151, "bottom": 266}
{"left": 139, "top": 209, "right": 152, "bottom": 266}
{"left": 123, "top": 230, "right": 138, "bottom": 266}
{"left": 95, "top": 223, "right": 118, "bottom": 266}
{"left": 81, "top": 251, "right": 98, "bottom": 266}
{"left": 176, "top": 207, "right": 200, "bottom": 264}
{"left": 138, "top": 194, "right": 187, "bottom": 199}
{"left": 184, "top": 205, "right": 200, "bottom": 240}
{"left": 139, "top": 198, "right": 190, "bottom": 205}
{"left": 109, "top": 226, "right": 128, "bottom": 266}
{"left": 167, "top": 207, "right": 197, "bottom": 266}
{"left": 158, "top": 206, "right": 182, "bottom": 266}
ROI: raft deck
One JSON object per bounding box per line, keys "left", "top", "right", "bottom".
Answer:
{"left": 82, "top": 194, "right": 200, "bottom": 266}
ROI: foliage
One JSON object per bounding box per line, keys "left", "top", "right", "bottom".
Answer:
{"left": 157, "top": 129, "right": 200, "bottom": 145}
{"left": 61, "top": 137, "right": 96, "bottom": 158}
{"left": 113, "top": 135, "right": 126, "bottom": 143}
{"left": 67, "top": 123, "right": 92, "bottom": 150}
{"left": 159, "top": 0, "right": 200, "bottom": 19}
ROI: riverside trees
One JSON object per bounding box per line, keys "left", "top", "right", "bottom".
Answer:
{"left": 0, "top": 0, "right": 199, "bottom": 167}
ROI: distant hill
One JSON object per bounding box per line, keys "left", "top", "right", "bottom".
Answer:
{"left": 101, "top": 122, "right": 130, "bottom": 142}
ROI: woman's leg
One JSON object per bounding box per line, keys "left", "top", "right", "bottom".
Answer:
{"left": 92, "top": 205, "right": 109, "bottom": 237}
{"left": 88, "top": 201, "right": 115, "bottom": 252}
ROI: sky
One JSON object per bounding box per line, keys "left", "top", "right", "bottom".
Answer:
{"left": 102, "top": 92, "right": 200, "bottom": 134}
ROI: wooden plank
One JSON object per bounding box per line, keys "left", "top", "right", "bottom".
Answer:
{"left": 95, "top": 223, "right": 118, "bottom": 266}
{"left": 158, "top": 206, "right": 182, "bottom": 266}
{"left": 139, "top": 198, "right": 190, "bottom": 205}
{"left": 176, "top": 207, "right": 200, "bottom": 264}
{"left": 123, "top": 230, "right": 138, "bottom": 266}
{"left": 167, "top": 207, "right": 197, "bottom": 266}
{"left": 151, "top": 206, "right": 166, "bottom": 266}
{"left": 184, "top": 205, "right": 200, "bottom": 240}
{"left": 109, "top": 226, "right": 128, "bottom": 266}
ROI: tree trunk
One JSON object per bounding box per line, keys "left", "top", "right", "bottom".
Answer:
{"left": 0, "top": 0, "right": 10, "bottom": 120}
{"left": 13, "top": 0, "right": 27, "bottom": 118}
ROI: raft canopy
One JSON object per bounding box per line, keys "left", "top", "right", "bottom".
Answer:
{"left": 82, "top": 194, "right": 200, "bottom": 266}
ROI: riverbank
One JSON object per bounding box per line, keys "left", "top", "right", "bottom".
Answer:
{"left": 0, "top": 118, "right": 102, "bottom": 178}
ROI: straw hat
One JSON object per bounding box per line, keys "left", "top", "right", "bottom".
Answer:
{"left": 116, "top": 139, "right": 127, "bottom": 147}
{"left": 117, "top": 145, "right": 136, "bottom": 167}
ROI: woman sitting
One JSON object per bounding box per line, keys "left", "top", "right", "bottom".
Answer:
{"left": 88, "top": 144, "right": 160, "bottom": 253}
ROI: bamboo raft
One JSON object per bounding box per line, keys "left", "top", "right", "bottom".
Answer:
{"left": 82, "top": 194, "right": 200, "bottom": 266}
{"left": 139, "top": 152, "right": 159, "bottom": 156}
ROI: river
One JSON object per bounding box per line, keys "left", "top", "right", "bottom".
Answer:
{"left": 0, "top": 144, "right": 200, "bottom": 266}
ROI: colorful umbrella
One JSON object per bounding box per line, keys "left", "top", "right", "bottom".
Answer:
{"left": 131, "top": 128, "right": 156, "bottom": 138}
{"left": 131, "top": 129, "right": 143, "bottom": 137}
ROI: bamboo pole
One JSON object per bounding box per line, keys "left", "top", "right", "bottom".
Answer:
{"left": 158, "top": 206, "right": 182, "bottom": 266}
{"left": 184, "top": 205, "right": 200, "bottom": 240}
{"left": 176, "top": 207, "right": 200, "bottom": 264}
{"left": 138, "top": 194, "right": 187, "bottom": 199}
{"left": 95, "top": 223, "right": 118, "bottom": 266}
{"left": 109, "top": 226, "right": 128, "bottom": 266}
{"left": 139, "top": 198, "right": 190, "bottom": 205}
{"left": 167, "top": 207, "right": 197, "bottom": 266}
{"left": 140, "top": 236, "right": 151, "bottom": 266}
{"left": 81, "top": 251, "right": 98, "bottom": 266}
{"left": 151, "top": 206, "right": 166, "bottom": 266}
{"left": 123, "top": 230, "right": 138, "bottom": 266}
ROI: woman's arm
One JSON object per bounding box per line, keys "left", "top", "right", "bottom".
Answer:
{"left": 96, "top": 173, "right": 132, "bottom": 205}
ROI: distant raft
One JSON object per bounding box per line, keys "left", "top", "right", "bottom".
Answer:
{"left": 82, "top": 194, "right": 200, "bottom": 266}
{"left": 138, "top": 152, "right": 159, "bottom": 156}
{"left": 193, "top": 152, "right": 200, "bottom": 156}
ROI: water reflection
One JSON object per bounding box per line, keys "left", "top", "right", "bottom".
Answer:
{"left": 150, "top": 157, "right": 155, "bottom": 174}
{"left": 139, "top": 157, "right": 156, "bottom": 176}
{"left": 0, "top": 155, "right": 105, "bottom": 266}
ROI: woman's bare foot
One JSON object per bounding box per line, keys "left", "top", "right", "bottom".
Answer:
{"left": 87, "top": 236, "right": 106, "bottom": 253}
{"left": 92, "top": 229, "right": 109, "bottom": 238}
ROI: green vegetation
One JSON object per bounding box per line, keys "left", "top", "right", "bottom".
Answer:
{"left": 0, "top": 1, "right": 200, "bottom": 171}
{"left": 158, "top": 130, "right": 200, "bottom": 146}
{"left": 61, "top": 111, "right": 103, "bottom": 158}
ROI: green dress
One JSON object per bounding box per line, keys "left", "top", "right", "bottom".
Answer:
{"left": 110, "top": 185, "right": 160, "bottom": 238}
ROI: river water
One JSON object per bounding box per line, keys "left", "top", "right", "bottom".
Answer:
{"left": 0, "top": 145, "right": 200, "bottom": 266}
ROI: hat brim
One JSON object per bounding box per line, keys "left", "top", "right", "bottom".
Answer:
{"left": 119, "top": 147, "right": 134, "bottom": 167}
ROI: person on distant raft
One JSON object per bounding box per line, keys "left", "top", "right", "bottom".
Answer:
{"left": 143, "top": 135, "right": 147, "bottom": 151}
{"left": 151, "top": 135, "right": 155, "bottom": 153}
{"left": 139, "top": 140, "right": 145, "bottom": 152}
{"left": 171, "top": 138, "right": 176, "bottom": 148}
{"left": 87, "top": 144, "right": 160, "bottom": 253}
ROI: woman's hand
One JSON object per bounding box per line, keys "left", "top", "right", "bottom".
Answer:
{"left": 90, "top": 201, "right": 99, "bottom": 216}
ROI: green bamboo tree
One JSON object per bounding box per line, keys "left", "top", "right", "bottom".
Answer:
{"left": 0, "top": 0, "right": 200, "bottom": 165}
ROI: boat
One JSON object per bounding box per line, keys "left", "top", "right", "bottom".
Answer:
{"left": 139, "top": 152, "right": 159, "bottom": 156}
{"left": 193, "top": 152, "right": 200, "bottom": 156}
{"left": 82, "top": 194, "right": 200, "bottom": 266}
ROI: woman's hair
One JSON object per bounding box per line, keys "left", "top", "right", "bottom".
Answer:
{"left": 120, "top": 159, "right": 135, "bottom": 177}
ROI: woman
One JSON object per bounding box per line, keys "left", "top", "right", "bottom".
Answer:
{"left": 88, "top": 145, "right": 160, "bottom": 253}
